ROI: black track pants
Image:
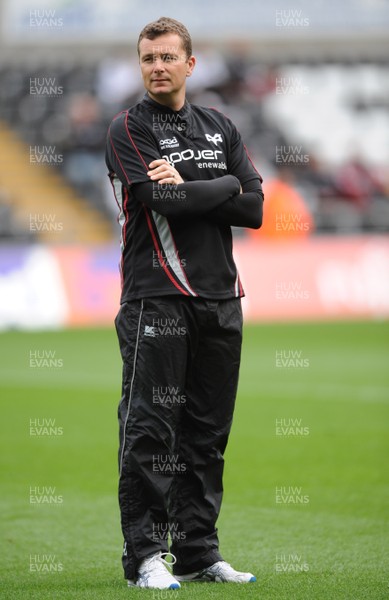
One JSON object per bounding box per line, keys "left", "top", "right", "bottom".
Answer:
{"left": 114, "top": 296, "right": 243, "bottom": 580}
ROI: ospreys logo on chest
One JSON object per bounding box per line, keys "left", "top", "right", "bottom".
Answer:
{"left": 205, "top": 133, "right": 223, "bottom": 146}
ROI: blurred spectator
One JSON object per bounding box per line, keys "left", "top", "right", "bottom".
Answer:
{"left": 250, "top": 167, "right": 315, "bottom": 239}
{"left": 334, "top": 156, "right": 386, "bottom": 208}
{"left": 96, "top": 55, "right": 143, "bottom": 113}
{"left": 186, "top": 44, "right": 229, "bottom": 93}
{"left": 0, "top": 189, "right": 36, "bottom": 242}
{"left": 299, "top": 154, "right": 339, "bottom": 199}
{"left": 62, "top": 93, "right": 109, "bottom": 216}
{"left": 244, "top": 63, "right": 278, "bottom": 99}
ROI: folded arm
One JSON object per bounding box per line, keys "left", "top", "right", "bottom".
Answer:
{"left": 129, "top": 158, "right": 240, "bottom": 217}
{"left": 132, "top": 175, "right": 241, "bottom": 218}
{"left": 206, "top": 177, "right": 264, "bottom": 229}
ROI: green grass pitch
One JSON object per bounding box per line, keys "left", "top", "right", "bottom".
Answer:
{"left": 1, "top": 321, "right": 388, "bottom": 599}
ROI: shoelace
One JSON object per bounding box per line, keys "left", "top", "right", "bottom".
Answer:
{"left": 141, "top": 552, "right": 177, "bottom": 575}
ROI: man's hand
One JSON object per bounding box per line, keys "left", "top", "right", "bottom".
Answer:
{"left": 147, "top": 159, "right": 184, "bottom": 185}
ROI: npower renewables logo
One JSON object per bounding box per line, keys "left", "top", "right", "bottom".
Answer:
{"left": 162, "top": 148, "right": 224, "bottom": 166}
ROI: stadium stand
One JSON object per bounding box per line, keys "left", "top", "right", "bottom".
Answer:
{"left": 0, "top": 118, "right": 112, "bottom": 243}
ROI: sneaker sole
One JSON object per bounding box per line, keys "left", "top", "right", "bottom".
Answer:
{"left": 175, "top": 574, "right": 257, "bottom": 584}
{"left": 127, "top": 580, "right": 180, "bottom": 589}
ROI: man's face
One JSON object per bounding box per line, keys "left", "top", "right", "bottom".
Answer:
{"left": 139, "top": 33, "right": 195, "bottom": 102}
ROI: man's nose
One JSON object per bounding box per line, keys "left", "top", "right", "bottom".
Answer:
{"left": 153, "top": 58, "right": 165, "bottom": 71}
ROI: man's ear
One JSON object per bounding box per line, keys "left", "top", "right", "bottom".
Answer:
{"left": 186, "top": 55, "right": 196, "bottom": 77}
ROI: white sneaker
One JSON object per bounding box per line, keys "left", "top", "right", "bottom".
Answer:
{"left": 127, "top": 552, "right": 180, "bottom": 589}
{"left": 175, "top": 560, "right": 256, "bottom": 583}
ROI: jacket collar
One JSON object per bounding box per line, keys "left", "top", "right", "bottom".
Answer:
{"left": 142, "top": 93, "right": 191, "bottom": 118}
{"left": 142, "top": 93, "right": 194, "bottom": 138}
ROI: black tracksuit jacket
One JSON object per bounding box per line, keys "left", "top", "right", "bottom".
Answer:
{"left": 106, "top": 93, "right": 263, "bottom": 302}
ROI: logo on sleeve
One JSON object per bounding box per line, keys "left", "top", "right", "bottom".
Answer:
{"left": 205, "top": 133, "right": 223, "bottom": 146}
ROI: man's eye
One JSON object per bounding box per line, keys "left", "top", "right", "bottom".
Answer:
{"left": 162, "top": 54, "right": 176, "bottom": 62}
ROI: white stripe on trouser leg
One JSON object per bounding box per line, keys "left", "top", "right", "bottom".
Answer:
{"left": 119, "top": 299, "right": 144, "bottom": 476}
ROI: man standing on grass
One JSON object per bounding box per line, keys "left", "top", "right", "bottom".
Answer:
{"left": 106, "top": 16, "right": 263, "bottom": 590}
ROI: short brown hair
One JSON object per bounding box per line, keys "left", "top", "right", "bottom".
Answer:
{"left": 137, "top": 17, "right": 192, "bottom": 59}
